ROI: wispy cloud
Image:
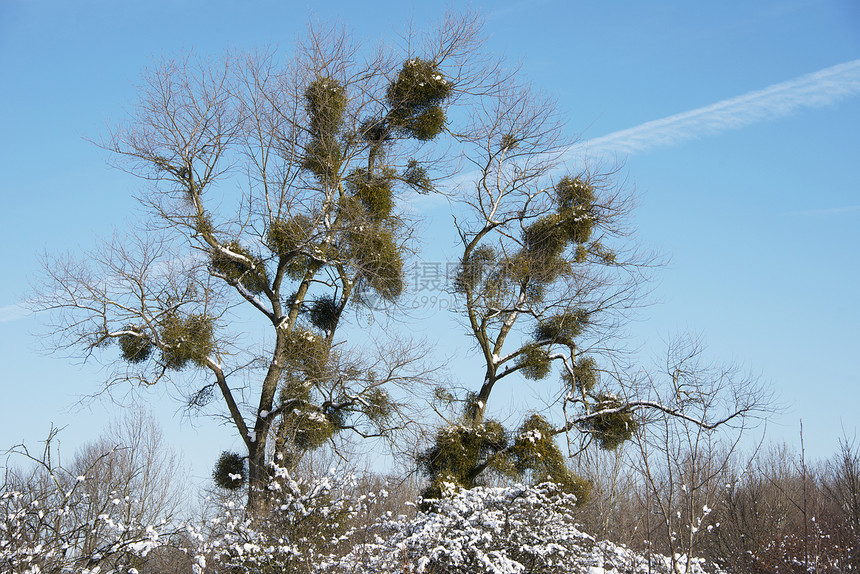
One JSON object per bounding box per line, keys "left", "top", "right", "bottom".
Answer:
{"left": 0, "top": 302, "right": 31, "bottom": 324}
{"left": 795, "top": 204, "right": 860, "bottom": 217}
{"left": 572, "top": 59, "right": 860, "bottom": 158}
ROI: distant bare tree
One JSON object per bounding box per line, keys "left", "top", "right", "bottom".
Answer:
{"left": 817, "top": 433, "right": 860, "bottom": 570}
{"left": 630, "top": 336, "right": 767, "bottom": 574}
{"left": 0, "top": 413, "right": 185, "bottom": 573}
{"left": 69, "top": 408, "right": 187, "bottom": 554}
{"left": 570, "top": 444, "right": 640, "bottom": 544}
{"left": 826, "top": 433, "right": 860, "bottom": 538}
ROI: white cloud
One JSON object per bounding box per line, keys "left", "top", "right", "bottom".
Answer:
{"left": 572, "top": 59, "right": 860, "bottom": 158}
{"left": 0, "top": 302, "right": 31, "bottom": 323}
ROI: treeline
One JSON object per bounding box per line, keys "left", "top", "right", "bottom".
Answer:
{"left": 573, "top": 435, "right": 860, "bottom": 573}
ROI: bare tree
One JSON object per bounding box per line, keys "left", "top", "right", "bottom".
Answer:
{"left": 70, "top": 408, "right": 188, "bottom": 548}
{"left": 825, "top": 432, "right": 860, "bottom": 554}
{"left": 697, "top": 439, "right": 860, "bottom": 573}
{"left": 32, "top": 14, "right": 498, "bottom": 512}
{"left": 569, "top": 443, "right": 641, "bottom": 544}
{"left": 630, "top": 337, "right": 767, "bottom": 573}
{"left": 416, "top": 59, "right": 768, "bottom": 500}
{"left": 0, "top": 415, "right": 185, "bottom": 573}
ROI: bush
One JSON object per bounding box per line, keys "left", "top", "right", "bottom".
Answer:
{"left": 0, "top": 423, "right": 182, "bottom": 574}
{"left": 331, "top": 482, "right": 720, "bottom": 574}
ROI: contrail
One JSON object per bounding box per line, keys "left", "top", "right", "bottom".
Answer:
{"left": 572, "top": 59, "right": 860, "bottom": 158}
{"left": 7, "top": 63, "right": 860, "bottom": 324}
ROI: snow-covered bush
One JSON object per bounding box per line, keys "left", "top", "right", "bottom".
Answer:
{"left": 327, "top": 482, "right": 723, "bottom": 574}
{"left": 0, "top": 440, "right": 173, "bottom": 573}
{"left": 195, "top": 466, "right": 392, "bottom": 574}
{"left": 2, "top": 437, "right": 727, "bottom": 574}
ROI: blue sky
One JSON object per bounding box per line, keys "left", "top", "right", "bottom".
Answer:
{"left": 1, "top": 0, "right": 858, "bottom": 482}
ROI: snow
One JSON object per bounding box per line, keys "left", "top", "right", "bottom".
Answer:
{"left": 326, "top": 482, "right": 723, "bottom": 574}
{"left": 1, "top": 474, "right": 725, "bottom": 574}
{"left": 520, "top": 429, "right": 542, "bottom": 443}
{"left": 307, "top": 411, "right": 328, "bottom": 423}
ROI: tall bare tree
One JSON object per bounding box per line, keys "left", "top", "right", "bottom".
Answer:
{"left": 417, "top": 72, "right": 768, "bottom": 499}
{"left": 34, "top": 14, "right": 494, "bottom": 512}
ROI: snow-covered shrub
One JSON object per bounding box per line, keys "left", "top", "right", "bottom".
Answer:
{"left": 331, "top": 482, "right": 585, "bottom": 573}
{"left": 197, "top": 466, "right": 392, "bottom": 574}
{"left": 327, "top": 482, "right": 723, "bottom": 574}
{"left": 0, "top": 418, "right": 188, "bottom": 574}
{"left": 2, "top": 451, "right": 727, "bottom": 574}
{"left": 0, "top": 454, "right": 170, "bottom": 573}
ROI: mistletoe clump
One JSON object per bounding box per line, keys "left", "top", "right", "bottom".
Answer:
{"left": 533, "top": 309, "right": 589, "bottom": 344}
{"left": 517, "top": 345, "right": 552, "bottom": 381}
{"left": 303, "top": 77, "right": 348, "bottom": 181}
{"left": 289, "top": 407, "right": 341, "bottom": 451}
{"left": 517, "top": 176, "right": 603, "bottom": 284}
{"left": 309, "top": 295, "right": 340, "bottom": 333}
{"left": 210, "top": 242, "right": 268, "bottom": 295}
{"left": 159, "top": 312, "right": 213, "bottom": 370}
{"left": 454, "top": 245, "right": 496, "bottom": 294}
{"left": 418, "top": 420, "right": 509, "bottom": 500}
{"left": 402, "top": 159, "right": 434, "bottom": 193}
{"left": 213, "top": 450, "right": 246, "bottom": 490}
{"left": 583, "top": 394, "right": 638, "bottom": 450}
{"left": 118, "top": 325, "right": 153, "bottom": 363}
{"left": 285, "top": 328, "right": 330, "bottom": 382}
{"left": 386, "top": 58, "right": 452, "bottom": 141}
{"left": 346, "top": 167, "right": 396, "bottom": 221}
{"left": 506, "top": 414, "right": 591, "bottom": 501}
{"left": 563, "top": 355, "right": 599, "bottom": 393}
{"left": 347, "top": 224, "right": 405, "bottom": 302}
{"left": 266, "top": 214, "right": 315, "bottom": 257}
{"left": 362, "top": 387, "right": 393, "bottom": 425}
{"left": 555, "top": 176, "right": 596, "bottom": 243}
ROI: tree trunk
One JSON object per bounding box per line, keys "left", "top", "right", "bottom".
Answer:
{"left": 247, "top": 440, "right": 267, "bottom": 515}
